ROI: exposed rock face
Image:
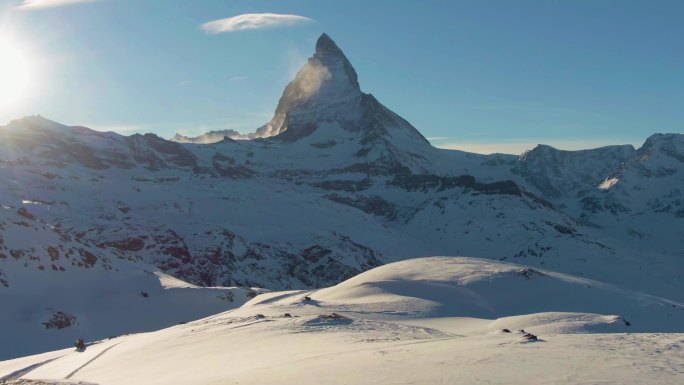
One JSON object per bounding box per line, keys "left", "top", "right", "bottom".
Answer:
{"left": 42, "top": 311, "right": 78, "bottom": 330}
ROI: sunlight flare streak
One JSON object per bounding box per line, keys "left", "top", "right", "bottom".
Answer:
{"left": 0, "top": 38, "right": 33, "bottom": 110}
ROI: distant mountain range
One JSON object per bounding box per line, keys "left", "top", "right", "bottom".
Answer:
{"left": 1, "top": 33, "right": 683, "bottom": 359}
{"left": 171, "top": 129, "right": 248, "bottom": 143}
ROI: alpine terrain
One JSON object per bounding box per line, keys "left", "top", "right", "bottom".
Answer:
{"left": 0, "top": 34, "right": 683, "bottom": 384}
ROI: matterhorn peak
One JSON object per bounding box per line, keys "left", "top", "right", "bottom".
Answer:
{"left": 254, "top": 33, "right": 363, "bottom": 138}
{"left": 313, "top": 33, "right": 360, "bottom": 90}
{"left": 315, "top": 33, "right": 342, "bottom": 56}
{"left": 250, "top": 33, "right": 430, "bottom": 155}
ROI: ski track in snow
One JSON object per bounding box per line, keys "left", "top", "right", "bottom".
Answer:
{"left": 0, "top": 357, "right": 65, "bottom": 382}
{"left": 64, "top": 342, "right": 122, "bottom": 380}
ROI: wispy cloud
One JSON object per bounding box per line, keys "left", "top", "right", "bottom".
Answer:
{"left": 202, "top": 13, "right": 313, "bottom": 34}
{"left": 17, "top": 0, "right": 100, "bottom": 9}
{"left": 176, "top": 80, "right": 191, "bottom": 88}
{"left": 229, "top": 76, "right": 248, "bottom": 81}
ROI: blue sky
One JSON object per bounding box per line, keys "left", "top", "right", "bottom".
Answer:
{"left": 0, "top": 0, "right": 682, "bottom": 154}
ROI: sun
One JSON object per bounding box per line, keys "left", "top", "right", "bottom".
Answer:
{"left": 0, "top": 38, "right": 32, "bottom": 110}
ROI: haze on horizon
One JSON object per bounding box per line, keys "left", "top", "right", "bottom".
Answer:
{"left": 0, "top": 0, "right": 682, "bottom": 154}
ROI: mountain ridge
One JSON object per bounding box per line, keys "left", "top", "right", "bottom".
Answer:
{"left": 1, "top": 34, "right": 684, "bottom": 360}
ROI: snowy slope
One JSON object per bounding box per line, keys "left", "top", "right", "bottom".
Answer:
{"left": 1, "top": 257, "right": 683, "bottom": 385}
{"left": 0, "top": 250, "right": 258, "bottom": 359}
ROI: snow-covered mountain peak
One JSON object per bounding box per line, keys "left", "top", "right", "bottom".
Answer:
{"left": 3, "top": 115, "right": 67, "bottom": 134}
{"left": 637, "top": 133, "right": 684, "bottom": 162}
{"left": 250, "top": 32, "right": 431, "bottom": 165}
{"left": 593, "top": 133, "right": 684, "bottom": 194}
{"left": 255, "top": 33, "right": 363, "bottom": 139}
{"left": 315, "top": 33, "right": 345, "bottom": 57}
{"left": 171, "top": 129, "right": 246, "bottom": 144}
{"left": 313, "top": 33, "right": 360, "bottom": 91}
{"left": 514, "top": 143, "right": 636, "bottom": 201}
{"left": 167, "top": 34, "right": 430, "bottom": 163}
{"left": 520, "top": 143, "right": 636, "bottom": 161}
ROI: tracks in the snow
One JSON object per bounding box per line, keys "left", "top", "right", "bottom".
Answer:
{"left": 64, "top": 342, "right": 122, "bottom": 379}
{"left": 0, "top": 357, "right": 66, "bottom": 382}
{"left": 0, "top": 341, "right": 123, "bottom": 384}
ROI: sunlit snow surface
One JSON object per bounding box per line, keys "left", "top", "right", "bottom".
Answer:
{"left": 2, "top": 257, "right": 683, "bottom": 385}
{"left": 598, "top": 177, "right": 620, "bottom": 190}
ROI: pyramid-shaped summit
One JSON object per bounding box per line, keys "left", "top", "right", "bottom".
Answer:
{"left": 315, "top": 33, "right": 346, "bottom": 57}
{"left": 255, "top": 33, "right": 429, "bottom": 149}
{"left": 255, "top": 33, "right": 362, "bottom": 139}
{"left": 312, "top": 33, "right": 360, "bottom": 91}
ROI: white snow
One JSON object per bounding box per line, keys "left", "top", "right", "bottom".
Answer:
{"left": 599, "top": 177, "right": 619, "bottom": 190}
{"left": 1, "top": 256, "right": 683, "bottom": 385}
{"left": 0, "top": 255, "right": 255, "bottom": 359}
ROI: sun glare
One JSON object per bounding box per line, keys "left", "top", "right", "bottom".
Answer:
{"left": 0, "top": 38, "right": 32, "bottom": 110}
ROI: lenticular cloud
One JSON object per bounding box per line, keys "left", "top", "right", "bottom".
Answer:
{"left": 202, "top": 13, "right": 314, "bottom": 34}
